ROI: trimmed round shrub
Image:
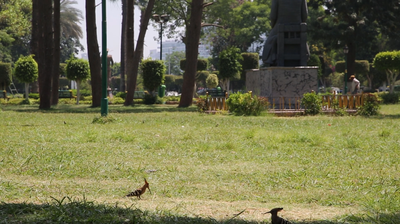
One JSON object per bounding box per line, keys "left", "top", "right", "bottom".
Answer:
{"left": 14, "top": 55, "right": 38, "bottom": 84}
{"left": 141, "top": 59, "right": 166, "bottom": 93}
{"left": 206, "top": 73, "right": 218, "bottom": 89}
{"left": 240, "top": 53, "right": 259, "bottom": 80}
{"left": 241, "top": 53, "right": 259, "bottom": 70}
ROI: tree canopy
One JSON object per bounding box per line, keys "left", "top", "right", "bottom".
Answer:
{"left": 308, "top": 0, "right": 400, "bottom": 77}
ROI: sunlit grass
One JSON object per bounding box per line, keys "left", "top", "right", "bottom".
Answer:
{"left": 1, "top": 104, "right": 400, "bottom": 223}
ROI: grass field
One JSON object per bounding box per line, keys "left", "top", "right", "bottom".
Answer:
{"left": 1, "top": 104, "right": 400, "bottom": 223}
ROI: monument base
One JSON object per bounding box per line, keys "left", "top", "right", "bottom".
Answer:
{"left": 246, "top": 66, "right": 318, "bottom": 109}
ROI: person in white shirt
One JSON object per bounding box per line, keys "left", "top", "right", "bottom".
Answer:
{"left": 349, "top": 75, "right": 360, "bottom": 94}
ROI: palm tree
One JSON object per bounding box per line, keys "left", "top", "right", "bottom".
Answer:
{"left": 60, "top": 0, "right": 84, "bottom": 40}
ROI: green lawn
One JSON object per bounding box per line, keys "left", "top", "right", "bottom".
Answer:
{"left": 1, "top": 104, "right": 399, "bottom": 223}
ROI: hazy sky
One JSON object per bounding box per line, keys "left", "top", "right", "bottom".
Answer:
{"left": 75, "top": 1, "right": 165, "bottom": 62}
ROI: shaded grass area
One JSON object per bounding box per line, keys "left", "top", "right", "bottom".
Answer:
{"left": 1, "top": 104, "right": 400, "bottom": 223}
{"left": 0, "top": 104, "right": 197, "bottom": 114}
{"left": 1, "top": 200, "right": 399, "bottom": 224}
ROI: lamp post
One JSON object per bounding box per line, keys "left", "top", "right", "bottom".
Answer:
{"left": 153, "top": 14, "right": 169, "bottom": 60}
{"left": 101, "top": 0, "right": 108, "bottom": 116}
{"left": 343, "top": 45, "right": 349, "bottom": 95}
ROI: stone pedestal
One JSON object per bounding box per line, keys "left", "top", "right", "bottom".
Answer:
{"left": 246, "top": 66, "right": 318, "bottom": 109}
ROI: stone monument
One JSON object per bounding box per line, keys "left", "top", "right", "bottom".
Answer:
{"left": 247, "top": 0, "right": 317, "bottom": 109}
{"left": 262, "top": 0, "right": 309, "bottom": 66}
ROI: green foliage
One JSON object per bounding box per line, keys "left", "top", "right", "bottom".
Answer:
{"left": 301, "top": 92, "right": 322, "bottom": 115}
{"left": 218, "top": 47, "right": 243, "bottom": 80}
{"left": 92, "top": 115, "right": 119, "bottom": 124}
{"left": 226, "top": 92, "right": 269, "bottom": 116}
{"left": 0, "top": 62, "right": 12, "bottom": 88}
{"left": 355, "top": 60, "right": 370, "bottom": 74}
{"left": 0, "top": 0, "right": 31, "bottom": 61}
{"left": 380, "top": 92, "right": 399, "bottom": 104}
{"left": 28, "top": 93, "right": 40, "bottom": 99}
{"left": 59, "top": 63, "right": 67, "bottom": 77}
{"left": 373, "top": 51, "right": 400, "bottom": 93}
{"left": 331, "top": 98, "right": 348, "bottom": 116}
{"left": 0, "top": 31, "right": 14, "bottom": 62}
{"left": 241, "top": 53, "right": 259, "bottom": 70}
{"left": 240, "top": 53, "right": 259, "bottom": 80}
{"left": 356, "top": 94, "right": 380, "bottom": 116}
{"left": 179, "top": 59, "right": 208, "bottom": 71}
{"left": 335, "top": 60, "right": 370, "bottom": 74}
{"left": 307, "top": 54, "right": 322, "bottom": 77}
{"left": 373, "top": 51, "right": 400, "bottom": 72}
{"left": 115, "top": 92, "right": 127, "bottom": 100}
{"left": 141, "top": 59, "right": 166, "bottom": 93}
{"left": 65, "top": 57, "right": 90, "bottom": 81}
{"left": 14, "top": 55, "right": 38, "bottom": 84}
{"left": 206, "top": 0, "right": 271, "bottom": 53}
{"left": 196, "top": 98, "right": 208, "bottom": 112}
{"left": 206, "top": 73, "right": 218, "bottom": 89}
{"left": 196, "top": 71, "right": 209, "bottom": 87}
{"left": 165, "top": 51, "right": 185, "bottom": 75}
{"left": 70, "top": 89, "right": 91, "bottom": 97}
{"left": 143, "top": 94, "right": 158, "bottom": 105}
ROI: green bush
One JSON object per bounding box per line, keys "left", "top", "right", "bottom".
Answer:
{"left": 108, "top": 97, "right": 125, "bottom": 104}
{"left": 196, "top": 98, "right": 208, "bottom": 112}
{"left": 143, "top": 94, "right": 158, "bottom": 105}
{"left": 164, "top": 96, "right": 180, "bottom": 102}
{"left": 28, "top": 93, "right": 40, "bottom": 99}
{"left": 356, "top": 94, "right": 380, "bottom": 116}
{"left": 301, "top": 92, "right": 322, "bottom": 115}
{"left": 115, "top": 91, "right": 127, "bottom": 100}
{"left": 380, "top": 92, "right": 399, "bottom": 104}
{"left": 226, "top": 92, "right": 269, "bottom": 116}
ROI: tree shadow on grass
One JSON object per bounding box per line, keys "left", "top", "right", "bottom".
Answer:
{"left": 1, "top": 104, "right": 198, "bottom": 114}
{"left": 1, "top": 200, "right": 399, "bottom": 224}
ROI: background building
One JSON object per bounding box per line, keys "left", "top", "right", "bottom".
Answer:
{"left": 149, "top": 40, "right": 211, "bottom": 60}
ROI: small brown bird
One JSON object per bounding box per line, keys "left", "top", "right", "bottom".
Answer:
{"left": 126, "top": 178, "right": 151, "bottom": 199}
{"left": 264, "top": 207, "right": 291, "bottom": 224}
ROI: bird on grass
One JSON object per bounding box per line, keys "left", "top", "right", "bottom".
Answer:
{"left": 263, "top": 207, "right": 291, "bottom": 224}
{"left": 126, "top": 178, "right": 151, "bottom": 199}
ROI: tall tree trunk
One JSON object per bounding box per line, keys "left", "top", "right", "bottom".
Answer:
{"left": 31, "top": 0, "right": 39, "bottom": 56}
{"left": 179, "top": 0, "right": 204, "bottom": 107}
{"left": 30, "top": 0, "right": 40, "bottom": 93}
{"left": 124, "top": 0, "right": 134, "bottom": 105}
{"left": 347, "top": 41, "right": 356, "bottom": 78}
{"left": 38, "top": 0, "right": 53, "bottom": 109}
{"left": 86, "top": 0, "right": 102, "bottom": 107}
{"left": 124, "top": 0, "right": 155, "bottom": 106}
{"left": 120, "top": 0, "right": 127, "bottom": 92}
{"left": 51, "top": 0, "right": 61, "bottom": 105}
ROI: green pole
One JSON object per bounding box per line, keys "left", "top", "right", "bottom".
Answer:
{"left": 101, "top": 0, "right": 108, "bottom": 116}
